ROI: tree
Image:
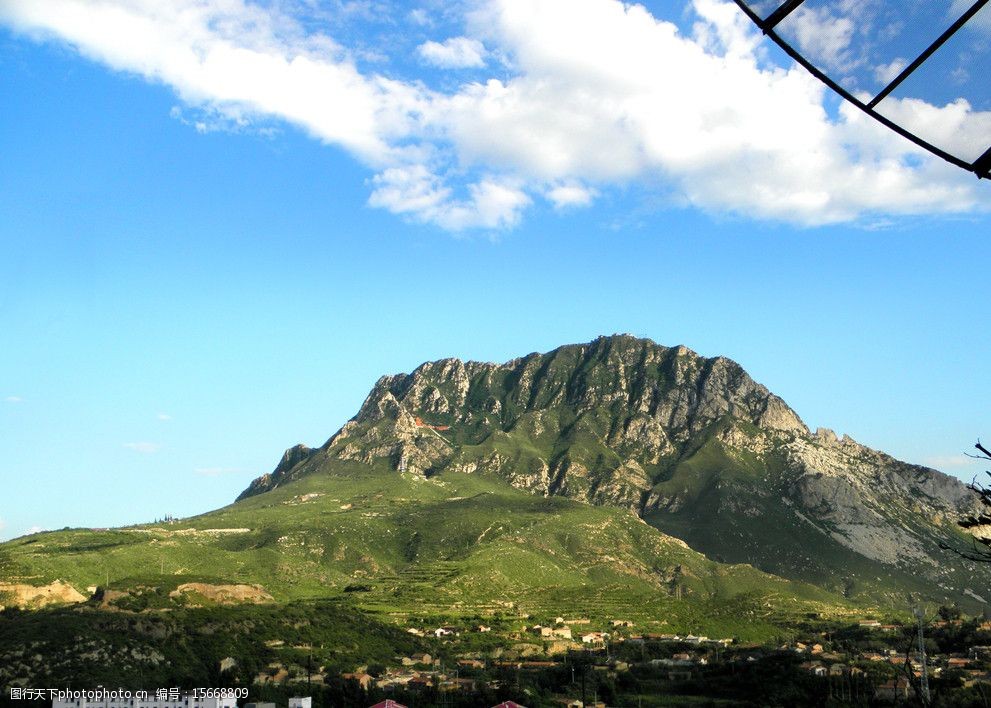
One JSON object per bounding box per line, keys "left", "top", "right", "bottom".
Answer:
{"left": 940, "top": 441, "right": 991, "bottom": 561}
{"left": 938, "top": 604, "right": 962, "bottom": 621}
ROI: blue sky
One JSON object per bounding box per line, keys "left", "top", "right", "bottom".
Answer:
{"left": 1, "top": 0, "right": 990, "bottom": 541}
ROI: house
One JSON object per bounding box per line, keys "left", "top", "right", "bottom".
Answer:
{"left": 342, "top": 672, "right": 374, "bottom": 689}
{"left": 875, "top": 679, "right": 910, "bottom": 700}
{"left": 441, "top": 678, "right": 477, "bottom": 692}
{"left": 611, "top": 619, "right": 634, "bottom": 627}
{"left": 289, "top": 699, "right": 311, "bottom": 708}
{"left": 402, "top": 653, "right": 433, "bottom": 666}
{"left": 970, "top": 645, "right": 991, "bottom": 660}
{"left": 858, "top": 619, "right": 881, "bottom": 628}
{"left": 369, "top": 702, "right": 408, "bottom": 708}
{"left": 492, "top": 702, "right": 528, "bottom": 708}
{"left": 965, "top": 670, "right": 991, "bottom": 686}
{"left": 219, "top": 656, "right": 237, "bottom": 673}
{"left": 477, "top": 625, "right": 492, "bottom": 632}
{"left": 434, "top": 627, "right": 455, "bottom": 637}
{"left": 458, "top": 659, "right": 485, "bottom": 669}
{"left": 581, "top": 632, "right": 606, "bottom": 644}
{"left": 671, "top": 653, "right": 706, "bottom": 665}
{"left": 553, "top": 626, "right": 573, "bottom": 640}
{"left": 799, "top": 661, "right": 827, "bottom": 676}
{"left": 647, "top": 633, "right": 679, "bottom": 641}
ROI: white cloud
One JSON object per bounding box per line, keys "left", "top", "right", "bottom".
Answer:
{"left": 547, "top": 183, "right": 596, "bottom": 209}
{"left": 26, "top": 525, "right": 44, "bottom": 535}
{"left": 418, "top": 36, "right": 487, "bottom": 68}
{"left": 369, "top": 166, "right": 530, "bottom": 229}
{"left": 952, "top": 0, "right": 991, "bottom": 33}
{"left": 0, "top": 0, "right": 984, "bottom": 230}
{"left": 785, "top": 5, "right": 856, "bottom": 72}
{"left": 874, "top": 58, "right": 906, "bottom": 86}
{"left": 874, "top": 96, "right": 991, "bottom": 163}
{"left": 4, "top": 396, "right": 23, "bottom": 403}
{"left": 123, "top": 441, "right": 162, "bottom": 454}
{"left": 408, "top": 8, "right": 431, "bottom": 27}
{"left": 0, "top": 517, "right": 5, "bottom": 532}
{"left": 157, "top": 412, "right": 172, "bottom": 420}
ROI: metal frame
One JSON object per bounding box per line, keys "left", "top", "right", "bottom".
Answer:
{"left": 731, "top": 0, "right": 991, "bottom": 179}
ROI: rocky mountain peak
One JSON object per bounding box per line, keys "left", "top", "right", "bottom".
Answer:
{"left": 242, "top": 336, "right": 810, "bottom": 500}
{"left": 233, "top": 335, "right": 991, "bottom": 609}
{"left": 351, "top": 335, "right": 806, "bottom": 436}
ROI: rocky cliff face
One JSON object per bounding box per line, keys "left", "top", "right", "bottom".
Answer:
{"left": 239, "top": 335, "right": 988, "bottom": 606}
{"left": 243, "top": 335, "right": 807, "bottom": 501}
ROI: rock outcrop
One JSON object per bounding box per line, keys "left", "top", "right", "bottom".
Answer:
{"left": 0, "top": 580, "right": 86, "bottom": 609}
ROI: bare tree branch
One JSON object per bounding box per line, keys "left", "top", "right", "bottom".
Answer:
{"left": 943, "top": 444, "right": 991, "bottom": 561}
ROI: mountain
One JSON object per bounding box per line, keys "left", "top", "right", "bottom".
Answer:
{"left": 240, "top": 334, "right": 988, "bottom": 608}
{"left": 2, "top": 335, "right": 986, "bottom": 632}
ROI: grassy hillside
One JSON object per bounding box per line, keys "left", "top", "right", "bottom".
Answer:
{"left": 1, "top": 459, "right": 860, "bottom": 640}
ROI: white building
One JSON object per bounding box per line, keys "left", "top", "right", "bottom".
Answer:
{"left": 52, "top": 691, "right": 238, "bottom": 708}
{"left": 288, "top": 698, "right": 311, "bottom": 708}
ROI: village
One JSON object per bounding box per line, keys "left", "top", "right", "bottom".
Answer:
{"left": 241, "top": 610, "right": 991, "bottom": 706}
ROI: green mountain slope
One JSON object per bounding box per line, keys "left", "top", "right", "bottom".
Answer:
{"left": 2, "top": 459, "right": 847, "bottom": 637}
{"left": 240, "top": 334, "right": 991, "bottom": 609}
